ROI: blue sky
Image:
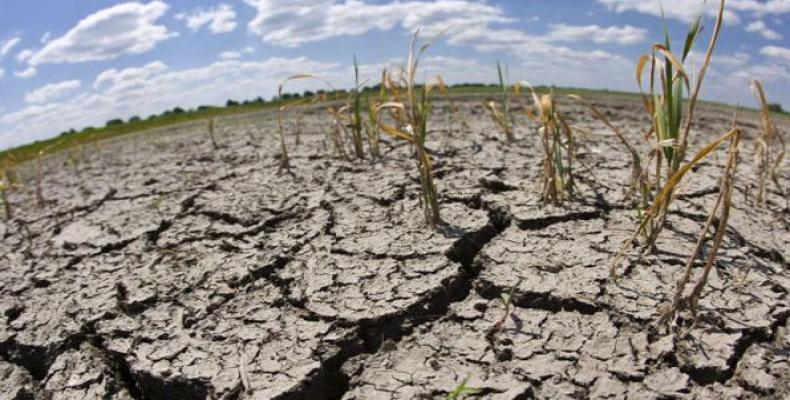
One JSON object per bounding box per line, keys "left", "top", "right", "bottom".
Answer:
{"left": 1, "top": 0, "right": 788, "bottom": 149}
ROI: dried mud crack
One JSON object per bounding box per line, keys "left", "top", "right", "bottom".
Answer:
{"left": 2, "top": 95, "right": 789, "bottom": 399}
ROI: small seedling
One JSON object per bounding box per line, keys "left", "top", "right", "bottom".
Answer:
{"left": 447, "top": 376, "right": 481, "bottom": 400}
{"left": 490, "top": 283, "right": 518, "bottom": 335}
{"left": 34, "top": 151, "right": 46, "bottom": 208}
{"left": 349, "top": 55, "right": 366, "bottom": 159}
{"left": 364, "top": 95, "right": 381, "bottom": 158}
{"left": 276, "top": 74, "right": 334, "bottom": 173}
{"left": 659, "top": 125, "right": 741, "bottom": 327}
{"left": 483, "top": 61, "right": 515, "bottom": 142}
{"left": 67, "top": 143, "right": 84, "bottom": 177}
{"left": 207, "top": 115, "right": 220, "bottom": 150}
{"left": 0, "top": 170, "right": 11, "bottom": 220}
{"left": 750, "top": 80, "right": 785, "bottom": 207}
{"left": 327, "top": 106, "right": 351, "bottom": 160}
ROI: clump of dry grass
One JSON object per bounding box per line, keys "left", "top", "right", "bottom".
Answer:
{"left": 376, "top": 30, "right": 444, "bottom": 227}
{"left": 659, "top": 126, "right": 741, "bottom": 328}
{"left": 483, "top": 61, "right": 515, "bottom": 142}
{"left": 524, "top": 86, "right": 575, "bottom": 205}
{"left": 750, "top": 80, "right": 786, "bottom": 207}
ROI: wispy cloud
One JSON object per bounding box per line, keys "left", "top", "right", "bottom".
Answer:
{"left": 0, "top": 37, "right": 22, "bottom": 57}
{"left": 746, "top": 20, "right": 783, "bottom": 39}
{"left": 25, "top": 80, "right": 82, "bottom": 104}
{"left": 13, "top": 67, "right": 37, "bottom": 79}
{"left": 761, "top": 45, "right": 790, "bottom": 61}
{"left": 219, "top": 46, "right": 255, "bottom": 60}
{"left": 546, "top": 24, "right": 646, "bottom": 44}
{"left": 176, "top": 3, "right": 237, "bottom": 34}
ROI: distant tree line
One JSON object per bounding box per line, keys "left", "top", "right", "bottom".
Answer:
{"left": 55, "top": 83, "right": 787, "bottom": 137}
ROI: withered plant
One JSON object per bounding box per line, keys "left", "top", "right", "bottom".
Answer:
{"left": 750, "top": 80, "right": 786, "bottom": 207}
{"left": 659, "top": 127, "right": 741, "bottom": 327}
{"left": 611, "top": 126, "right": 742, "bottom": 279}
{"left": 276, "top": 74, "right": 334, "bottom": 173}
{"left": 376, "top": 30, "right": 444, "bottom": 228}
{"left": 207, "top": 115, "right": 220, "bottom": 150}
{"left": 483, "top": 61, "right": 515, "bottom": 142}
{"left": 0, "top": 169, "right": 11, "bottom": 220}
{"left": 525, "top": 86, "right": 575, "bottom": 205}
{"left": 632, "top": 0, "right": 726, "bottom": 245}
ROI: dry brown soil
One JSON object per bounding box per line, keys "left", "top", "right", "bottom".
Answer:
{"left": 1, "top": 94, "right": 788, "bottom": 399}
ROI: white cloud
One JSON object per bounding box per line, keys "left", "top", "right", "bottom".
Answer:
{"left": 0, "top": 57, "right": 339, "bottom": 148}
{"left": 746, "top": 20, "right": 783, "bottom": 39}
{"left": 597, "top": 0, "right": 742, "bottom": 24}
{"left": 599, "top": 0, "right": 790, "bottom": 24}
{"left": 15, "top": 49, "right": 34, "bottom": 63}
{"left": 715, "top": 52, "right": 752, "bottom": 67}
{"left": 729, "top": 0, "right": 790, "bottom": 15}
{"left": 25, "top": 1, "right": 176, "bottom": 65}
{"left": 93, "top": 61, "right": 169, "bottom": 90}
{"left": 242, "top": 0, "right": 513, "bottom": 47}
{"left": 239, "top": 0, "right": 637, "bottom": 89}
{"left": 0, "top": 69, "right": 4, "bottom": 79}
{"left": 1, "top": 37, "right": 21, "bottom": 57}
{"left": 761, "top": 45, "right": 790, "bottom": 61}
{"left": 176, "top": 3, "right": 237, "bottom": 34}
{"left": 219, "top": 46, "right": 255, "bottom": 60}
{"left": 547, "top": 24, "right": 647, "bottom": 44}
{"left": 40, "top": 32, "right": 51, "bottom": 44}
{"left": 13, "top": 67, "right": 37, "bottom": 79}
{"left": 25, "top": 80, "right": 82, "bottom": 104}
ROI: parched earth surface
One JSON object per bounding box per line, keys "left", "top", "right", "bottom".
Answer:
{"left": 1, "top": 94, "right": 788, "bottom": 399}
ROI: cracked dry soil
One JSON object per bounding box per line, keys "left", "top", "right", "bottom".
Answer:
{"left": 1, "top": 95, "right": 788, "bottom": 400}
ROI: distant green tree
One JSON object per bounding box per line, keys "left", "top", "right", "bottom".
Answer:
{"left": 106, "top": 119, "right": 124, "bottom": 127}
{"left": 172, "top": 107, "right": 185, "bottom": 114}
{"left": 226, "top": 99, "right": 239, "bottom": 107}
{"left": 128, "top": 116, "right": 141, "bottom": 123}
{"left": 767, "top": 103, "right": 784, "bottom": 113}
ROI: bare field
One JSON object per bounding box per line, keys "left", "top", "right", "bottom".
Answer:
{"left": 1, "top": 94, "right": 788, "bottom": 399}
